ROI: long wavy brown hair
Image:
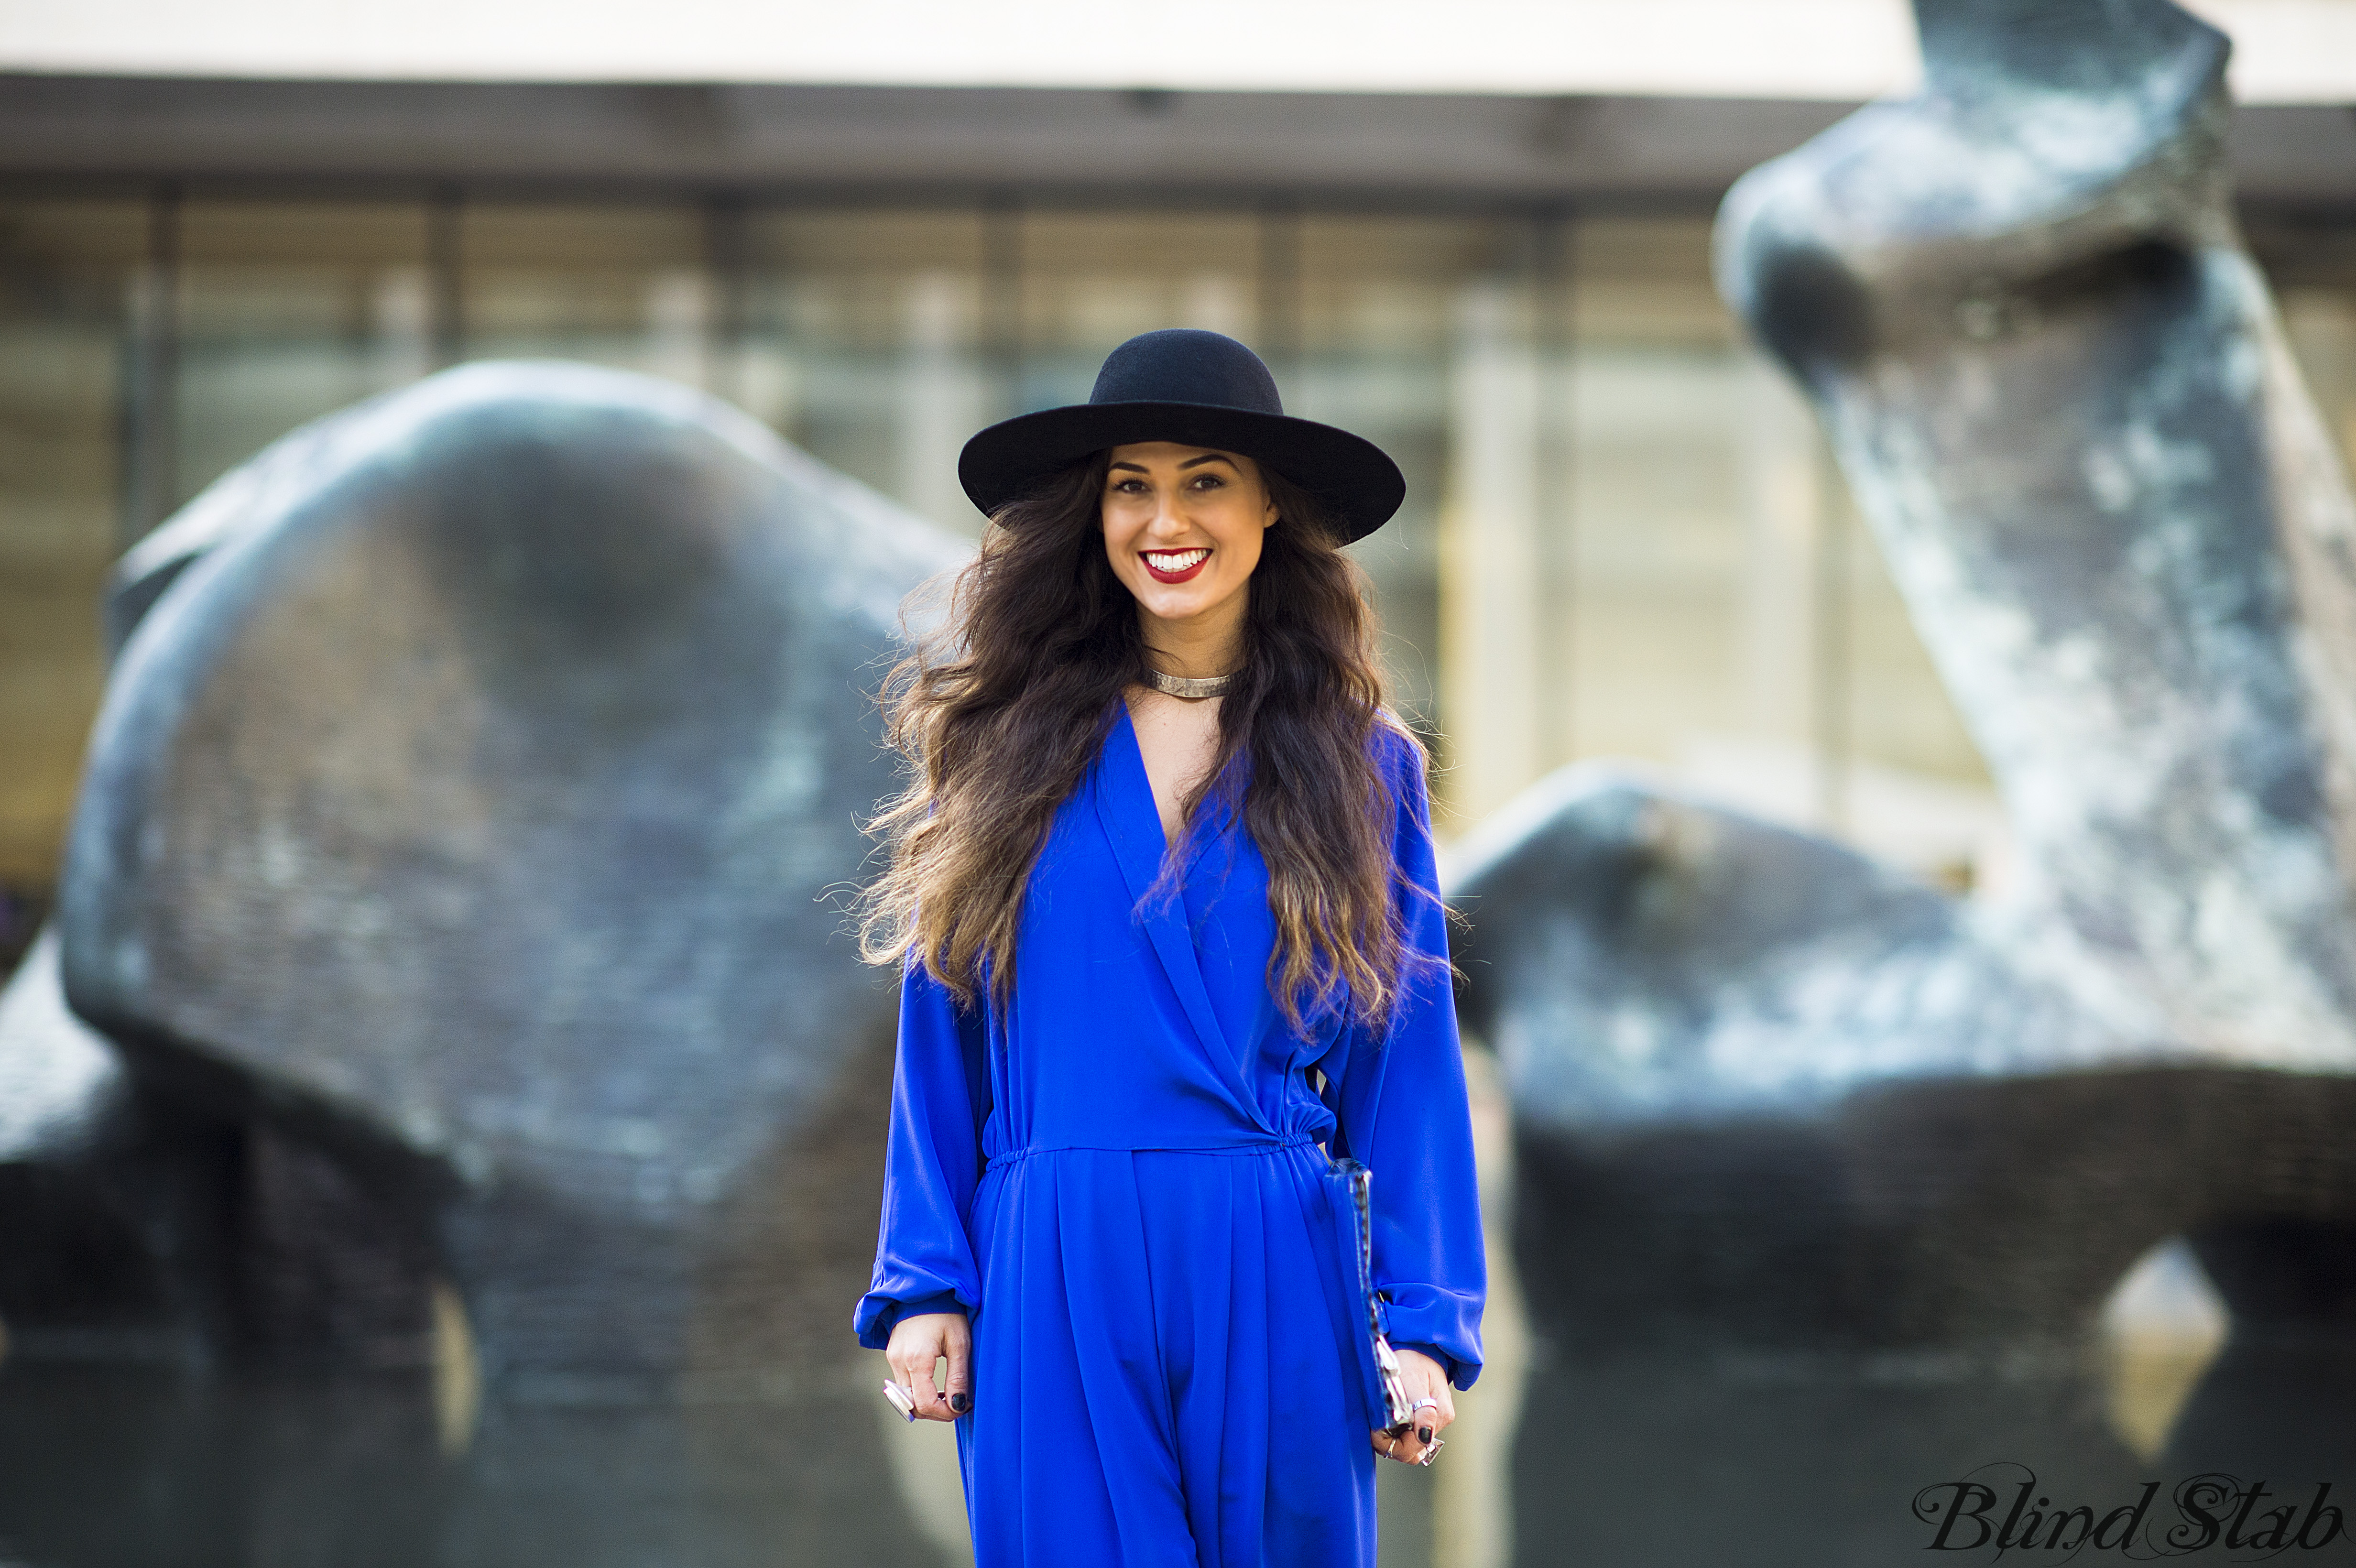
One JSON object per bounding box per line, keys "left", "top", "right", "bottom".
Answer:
{"left": 854, "top": 448, "right": 1449, "bottom": 1040}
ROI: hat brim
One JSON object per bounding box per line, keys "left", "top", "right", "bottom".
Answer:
{"left": 957, "top": 401, "right": 1406, "bottom": 545}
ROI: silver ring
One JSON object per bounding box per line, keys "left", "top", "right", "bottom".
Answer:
{"left": 1409, "top": 1398, "right": 1441, "bottom": 1414}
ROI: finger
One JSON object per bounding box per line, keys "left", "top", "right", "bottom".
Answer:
{"left": 913, "top": 1351, "right": 951, "bottom": 1420}
{"left": 889, "top": 1351, "right": 927, "bottom": 1412}
{"left": 943, "top": 1334, "right": 973, "bottom": 1417}
{"left": 893, "top": 1349, "right": 944, "bottom": 1419}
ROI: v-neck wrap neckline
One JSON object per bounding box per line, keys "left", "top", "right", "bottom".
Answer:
{"left": 1094, "top": 697, "right": 1263, "bottom": 1104}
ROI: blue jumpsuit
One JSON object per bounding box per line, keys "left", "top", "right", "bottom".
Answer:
{"left": 853, "top": 699, "right": 1486, "bottom": 1568}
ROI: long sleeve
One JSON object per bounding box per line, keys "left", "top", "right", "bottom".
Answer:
{"left": 851, "top": 950, "right": 991, "bottom": 1350}
{"left": 1328, "top": 727, "right": 1488, "bottom": 1391}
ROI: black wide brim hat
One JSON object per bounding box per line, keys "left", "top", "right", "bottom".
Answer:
{"left": 957, "top": 328, "right": 1407, "bottom": 544}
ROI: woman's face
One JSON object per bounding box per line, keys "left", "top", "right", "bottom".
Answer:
{"left": 1099, "top": 441, "right": 1278, "bottom": 632}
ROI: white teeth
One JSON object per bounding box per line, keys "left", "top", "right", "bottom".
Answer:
{"left": 1145, "top": 548, "right": 1210, "bottom": 570}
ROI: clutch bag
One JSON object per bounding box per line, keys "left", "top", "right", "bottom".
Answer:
{"left": 1326, "top": 1154, "right": 1416, "bottom": 1433}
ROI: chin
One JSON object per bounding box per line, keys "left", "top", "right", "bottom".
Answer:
{"left": 1138, "top": 580, "right": 1228, "bottom": 621}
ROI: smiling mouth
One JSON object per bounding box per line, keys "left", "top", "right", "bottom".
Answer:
{"left": 1141, "top": 547, "right": 1211, "bottom": 583}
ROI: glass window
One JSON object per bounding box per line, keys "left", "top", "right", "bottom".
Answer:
{"left": 0, "top": 198, "right": 141, "bottom": 892}
{"left": 0, "top": 189, "right": 2142, "bottom": 907}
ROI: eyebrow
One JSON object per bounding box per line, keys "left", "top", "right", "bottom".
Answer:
{"left": 1107, "top": 453, "right": 1238, "bottom": 474}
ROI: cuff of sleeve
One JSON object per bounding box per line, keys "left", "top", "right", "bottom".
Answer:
{"left": 1378, "top": 1289, "right": 1484, "bottom": 1391}
{"left": 854, "top": 1286, "right": 970, "bottom": 1350}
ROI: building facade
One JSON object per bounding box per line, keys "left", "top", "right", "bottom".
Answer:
{"left": 4, "top": 74, "right": 2355, "bottom": 938}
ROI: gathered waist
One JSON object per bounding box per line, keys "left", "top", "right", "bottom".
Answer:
{"left": 984, "top": 1132, "right": 1324, "bottom": 1173}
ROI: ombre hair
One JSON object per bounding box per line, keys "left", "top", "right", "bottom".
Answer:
{"left": 854, "top": 448, "right": 1449, "bottom": 1039}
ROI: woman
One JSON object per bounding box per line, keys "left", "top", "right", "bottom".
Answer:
{"left": 851, "top": 328, "right": 1485, "bottom": 1568}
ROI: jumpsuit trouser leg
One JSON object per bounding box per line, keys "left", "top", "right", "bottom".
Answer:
{"left": 956, "top": 1145, "right": 1377, "bottom": 1568}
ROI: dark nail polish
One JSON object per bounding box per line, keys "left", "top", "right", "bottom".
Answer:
{"left": 949, "top": 1392, "right": 971, "bottom": 1414}
{"left": 1418, "top": 1426, "right": 1433, "bottom": 1443}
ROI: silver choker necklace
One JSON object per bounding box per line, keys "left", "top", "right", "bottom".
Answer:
{"left": 1145, "top": 666, "right": 1237, "bottom": 701}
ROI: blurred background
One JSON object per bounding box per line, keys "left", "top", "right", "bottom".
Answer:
{"left": 7, "top": 0, "right": 2353, "bottom": 952}
{"left": 6, "top": 5, "right": 2356, "bottom": 1566}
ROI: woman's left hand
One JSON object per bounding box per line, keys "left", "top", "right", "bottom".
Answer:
{"left": 1372, "top": 1347, "right": 1455, "bottom": 1466}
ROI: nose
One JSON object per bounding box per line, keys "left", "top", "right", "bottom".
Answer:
{"left": 1147, "top": 484, "right": 1188, "bottom": 539}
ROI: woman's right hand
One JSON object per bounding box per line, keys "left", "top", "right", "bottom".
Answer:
{"left": 885, "top": 1310, "right": 972, "bottom": 1421}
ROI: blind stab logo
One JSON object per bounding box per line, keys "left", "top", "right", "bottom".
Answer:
{"left": 1913, "top": 1465, "right": 2346, "bottom": 1557}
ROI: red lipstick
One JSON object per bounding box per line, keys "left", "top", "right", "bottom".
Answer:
{"left": 1141, "top": 548, "right": 1211, "bottom": 584}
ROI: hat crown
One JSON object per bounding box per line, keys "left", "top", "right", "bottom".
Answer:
{"left": 1088, "top": 329, "right": 1284, "bottom": 416}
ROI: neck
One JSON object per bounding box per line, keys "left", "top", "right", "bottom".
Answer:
{"left": 1139, "top": 594, "right": 1246, "bottom": 681}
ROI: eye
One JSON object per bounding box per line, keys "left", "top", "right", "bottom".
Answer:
{"left": 1191, "top": 473, "right": 1226, "bottom": 490}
